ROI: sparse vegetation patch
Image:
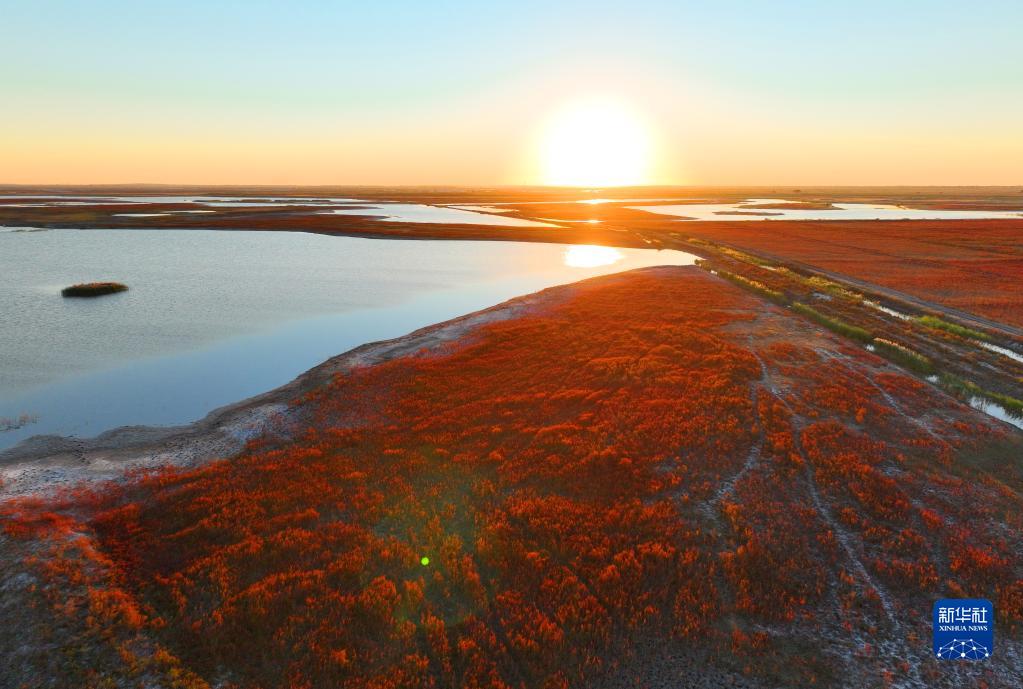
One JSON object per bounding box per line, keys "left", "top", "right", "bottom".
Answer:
{"left": 61, "top": 282, "right": 128, "bottom": 298}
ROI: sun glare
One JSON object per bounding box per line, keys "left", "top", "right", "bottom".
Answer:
{"left": 540, "top": 99, "right": 652, "bottom": 187}
{"left": 563, "top": 245, "right": 624, "bottom": 268}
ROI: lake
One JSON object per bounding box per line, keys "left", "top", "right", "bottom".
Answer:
{"left": 630, "top": 198, "right": 1023, "bottom": 221}
{"left": 0, "top": 229, "right": 696, "bottom": 449}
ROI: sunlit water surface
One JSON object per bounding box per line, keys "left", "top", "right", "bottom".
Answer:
{"left": 4, "top": 195, "right": 558, "bottom": 227}
{"left": 0, "top": 229, "right": 695, "bottom": 449}
{"left": 320, "top": 204, "right": 556, "bottom": 227}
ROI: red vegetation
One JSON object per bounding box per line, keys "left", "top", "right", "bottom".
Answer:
{"left": 679, "top": 218, "right": 1023, "bottom": 327}
{"left": 4, "top": 267, "right": 1022, "bottom": 688}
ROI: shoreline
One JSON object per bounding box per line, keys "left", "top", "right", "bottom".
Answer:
{"left": 0, "top": 276, "right": 570, "bottom": 500}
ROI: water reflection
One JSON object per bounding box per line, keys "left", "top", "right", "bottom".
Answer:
{"left": 563, "top": 245, "right": 624, "bottom": 268}
{"left": 0, "top": 231, "right": 694, "bottom": 448}
{"left": 968, "top": 397, "right": 1023, "bottom": 431}
{"left": 322, "top": 204, "right": 557, "bottom": 228}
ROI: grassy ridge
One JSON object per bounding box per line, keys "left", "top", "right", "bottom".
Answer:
{"left": 939, "top": 373, "right": 1023, "bottom": 416}
{"left": 872, "top": 338, "right": 934, "bottom": 374}
{"left": 915, "top": 315, "right": 990, "bottom": 342}
{"left": 791, "top": 302, "right": 873, "bottom": 343}
{"left": 715, "top": 270, "right": 787, "bottom": 305}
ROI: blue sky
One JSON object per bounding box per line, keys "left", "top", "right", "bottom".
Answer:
{"left": 2, "top": 1, "right": 1021, "bottom": 184}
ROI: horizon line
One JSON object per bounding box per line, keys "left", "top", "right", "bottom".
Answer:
{"left": 2, "top": 183, "right": 1022, "bottom": 191}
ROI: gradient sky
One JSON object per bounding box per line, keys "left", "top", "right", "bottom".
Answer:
{"left": 2, "top": 1, "right": 1021, "bottom": 185}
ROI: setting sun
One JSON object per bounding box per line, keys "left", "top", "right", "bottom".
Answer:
{"left": 540, "top": 98, "right": 652, "bottom": 187}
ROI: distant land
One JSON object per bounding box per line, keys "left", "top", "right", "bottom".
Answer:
{"left": 2, "top": 186, "right": 1022, "bottom": 689}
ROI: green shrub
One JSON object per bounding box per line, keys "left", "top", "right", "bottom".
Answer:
{"left": 718, "top": 246, "right": 775, "bottom": 268}
{"left": 791, "top": 302, "right": 873, "bottom": 342}
{"left": 937, "top": 373, "right": 1023, "bottom": 416}
{"left": 872, "top": 338, "right": 934, "bottom": 374}
{"left": 716, "top": 270, "right": 787, "bottom": 305}
{"left": 804, "top": 276, "right": 862, "bottom": 301}
{"left": 915, "top": 315, "right": 989, "bottom": 341}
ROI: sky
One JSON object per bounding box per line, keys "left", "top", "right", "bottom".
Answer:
{"left": 2, "top": 1, "right": 1021, "bottom": 186}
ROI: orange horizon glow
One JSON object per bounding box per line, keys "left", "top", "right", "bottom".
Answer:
{"left": 3, "top": 87, "right": 1022, "bottom": 188}
{"left": 4, "top": 116, "right": 1021, "bottom": 187}
{"left": 3, "top": 4, "right": 1023, "bottom": 187}
{"left": 4, "top": 78, "right": 1023, "bottom": 188}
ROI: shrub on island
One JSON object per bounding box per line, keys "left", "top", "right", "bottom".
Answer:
{"left": 61, "top": 282, "right": 129, "bottom": 297}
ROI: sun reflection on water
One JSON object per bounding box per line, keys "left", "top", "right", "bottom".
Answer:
{"left": 563, "top": 245, "right": 624, "bottom": 268}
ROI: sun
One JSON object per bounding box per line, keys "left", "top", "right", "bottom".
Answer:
{"left": 540, "top": 98, "right": 652, "bottom": 187}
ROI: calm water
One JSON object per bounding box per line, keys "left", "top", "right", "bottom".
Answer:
{"left": 5, "top": 195, "right": 360, "bottom": 206}
{"left": 0, "top": 229, "right": 695, "bottom": 449}
{"left": 321, "top": 204, "right": 557, "bottom": 227}
{"left": 11, "top": 195, "right": 1020, "bottom": 224}
{"left": 5, "top": 195, "right": 557, "bottom": 227}
{"left": 630, "top": 198, "right": 1023, "bottom": 221}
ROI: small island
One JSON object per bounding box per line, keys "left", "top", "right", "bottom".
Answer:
{"left": 61, "top": 282, "right": 129, "bottom": 297}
